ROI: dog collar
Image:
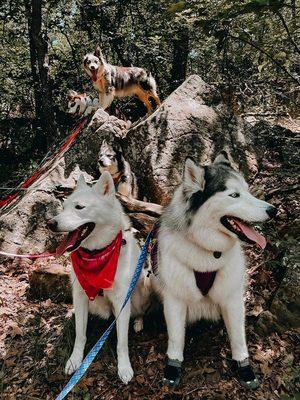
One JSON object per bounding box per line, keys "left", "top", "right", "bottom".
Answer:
{"left": 112, "top": 172, "right": 123, "bottom": 185}
{"left": 71, "top": 231, "right": 123, "bottom": 300}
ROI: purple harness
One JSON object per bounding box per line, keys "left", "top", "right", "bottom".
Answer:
{"left": 194, "top": 270, "right": 217, "bottom": 296}
{"left": 150, "top": 224, "right": 217, "bottom": 296}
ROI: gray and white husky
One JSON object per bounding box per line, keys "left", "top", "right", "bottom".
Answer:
{"left": 67, "top": 90, "right": 100, "bottom": 117}
{"left": 153, "top": 153, "right": 276, "bottom": 388}
{"left": 50, "top": 173, "right": 150, "bottom": 384}
{"left": 98, "top": 140, "right": 138, "bottom": 199}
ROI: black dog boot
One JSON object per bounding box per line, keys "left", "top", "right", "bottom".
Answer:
{"left": 231, "top": 358, "right": 259, "bottom": 389}
{"left": 163, "top": 358, "right": 182, "bottom": 387}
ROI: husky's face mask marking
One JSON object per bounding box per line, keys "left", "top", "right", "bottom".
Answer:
{"left": 98, "top": 140, "right": 122, "bottom": 176}
{"left": 169, "top": 153, "right": 276, "bottom": 252}
{"left": 52, "top": 173, "right": 119, "bottom": 247}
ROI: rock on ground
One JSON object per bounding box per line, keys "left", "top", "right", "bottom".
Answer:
{"left": 28, "top": 261, "right": 72, "bottom": 303}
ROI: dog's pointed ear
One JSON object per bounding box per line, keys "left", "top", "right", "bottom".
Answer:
{"left": 213, "top": 151, "right": 231, "bottom": 167}
{"left": 77, "top": 174, "right": 87, "bottom": 190}
{"left": 183, "top": 158, "right": 205, "bottom": 192}
{"left": 114, "top": 143, "right": 123, "bottom": 155}
{"left": 94, "top": 172, "right": 115, "bottom": 196}
{"left": 68, "top": 90, "right": 77, "bottom": 100}
{"left": 100, "top": 139, "right": 108, "bottom": 151}
{"left": 94, "top": 45, "right": 102, "bottom": 58}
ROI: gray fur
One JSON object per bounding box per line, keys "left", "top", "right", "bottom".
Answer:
{"left": 98, "top": 140, "right": 138, "bottom": 199}
{"left": 163, "top": 157, "right": 243, "bottom": 230}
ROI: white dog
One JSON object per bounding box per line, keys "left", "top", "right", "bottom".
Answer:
{"left": 153, "top": 153, "right": 277, "bottom": 388}
{"left": 50, "top": 173, "right": 151, "bottom": 384}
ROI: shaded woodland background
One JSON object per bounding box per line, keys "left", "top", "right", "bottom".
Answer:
{"left": 0, "top": 0, "right": 299, "bottom": 188}
{"left": 0, "top": 1, "right": 299, "bottom": 400}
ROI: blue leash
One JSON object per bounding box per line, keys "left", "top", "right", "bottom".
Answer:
{"left": 56, "top": 231, "right": 153, "bottom": 400}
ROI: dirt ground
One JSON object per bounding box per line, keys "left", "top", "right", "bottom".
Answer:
{"left": 0, "top": 118, "right": 299, "bottom": 400}
{"left": 0, "top": 253, "right": 298, "bottom": 400}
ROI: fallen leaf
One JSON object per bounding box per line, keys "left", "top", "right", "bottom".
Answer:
{"left": 9, "top": 321, "right": 23, "bottom": 338}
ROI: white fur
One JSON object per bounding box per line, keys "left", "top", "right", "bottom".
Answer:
{"left": 53, "top": 173, "right": 150, "bottom": 383}
{"left": 67, "top": 91, "right": 100, "bottom": 117}
{"left": 154, "top": 157, "right": 273, "bottom": 363}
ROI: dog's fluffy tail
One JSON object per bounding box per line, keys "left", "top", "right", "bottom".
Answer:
{"left": 139, "top": 72, "right": 160, "bottom": 108}
{"left": 139, "top": 72, "right": 157, "bottom": 94}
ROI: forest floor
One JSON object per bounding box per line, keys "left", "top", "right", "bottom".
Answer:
{"left": 0, "top": 116, "right": 299, "bottom": 400}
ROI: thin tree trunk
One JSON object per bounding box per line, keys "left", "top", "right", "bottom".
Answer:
{"left": 79, "top": 0, "right": 94, "bottom": 41}
{"left": 25, "top": 0, "right": 57, "bottom": 149}
{"left": 169, "top": 28, "right": 190, "bottom": 92}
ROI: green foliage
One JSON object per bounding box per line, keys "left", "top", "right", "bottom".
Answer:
{"left": 0, "top": 0, "right": 299, "bottom": 121}
{"left": 280, "top": 394, "right": 300, "bottom": 400}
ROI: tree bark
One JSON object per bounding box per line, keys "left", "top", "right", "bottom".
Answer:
{"left": 116, "top": 194, "right": 162, "bottom": 217}
{"left": 25, "top": 0, "right": 57, "bottom": 149}
{"left": 169, "top": 28, "right": 190, "bottom": 92}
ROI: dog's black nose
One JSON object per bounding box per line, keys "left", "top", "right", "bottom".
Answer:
{"left": 48, "top": 219, "right": 58, "bottom": 231}
{"left": 90, "top": 65, "right": 95, "bottom": 70}
{"left": 266, "top": 205, "right": 277, "bottom": 219}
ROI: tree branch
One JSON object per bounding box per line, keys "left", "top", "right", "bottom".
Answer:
{"left": 59, "top": 28, "right": 81, "bottom": 76}
{"left": 228, "top": 32, "right": 300, "bottom": 85}
{"left": 116, "top": 193, "right": 162, "bottom": 217}
{"left": 275, "top": 10, "right": 300, "bottom": 54}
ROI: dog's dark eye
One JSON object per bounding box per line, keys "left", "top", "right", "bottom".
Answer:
{"left": 229, "top": 192, "right": 240, "bottom": 198}
{"left": 75, "top": 204, "right": 85, "bottom": 210}
{"left": 70, "top": 102, "right": 75, "bottom": 107}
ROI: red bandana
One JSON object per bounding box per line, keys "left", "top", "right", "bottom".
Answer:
{"left": 71, "top": 231, "right": 123, "bottom": 300}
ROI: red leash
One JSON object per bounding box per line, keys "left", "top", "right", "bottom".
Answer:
{"left": 0, "top": 231, "right": 124, "bottom": 302}
{"left": 0, "top": 118, "right": 88, "bottom": 210}
{"left": 0, "top": 232, "right": 77, "bottom": 260}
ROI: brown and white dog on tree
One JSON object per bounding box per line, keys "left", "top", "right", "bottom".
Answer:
{"left": 83, "top": 46, "right": 161, "bottom": 114}
{"left": 98, "top": 140, "right": 138, "bottom": 199}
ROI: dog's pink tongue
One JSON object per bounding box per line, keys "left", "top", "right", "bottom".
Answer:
{"left": 55, "top": 228, "right": 82, "bottom": 255}
{"left": 92, "top": 70, "right": 98, "bottom": 82}
{"left": 233, "top": 219, "right": 267, "bottom": 249}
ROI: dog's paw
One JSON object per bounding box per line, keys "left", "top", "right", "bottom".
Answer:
{"left": 231, "top": 358, "right": 259, "bottom": 389}
{"left": 163, "top": 358, "right": 182, "bottom": 387}
{"left": 118, "top": 363, "right": 134, "bottom": 384}
{"left": 133, "top": 317, "right": 143, "bottom": 333}
{"left": 65, "top": 353, "right": 83, "bottom": 375}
